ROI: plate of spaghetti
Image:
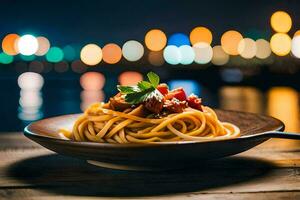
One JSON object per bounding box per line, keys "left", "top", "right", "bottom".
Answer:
{"left": 24, "top": 72, "right": 285, "bottom": 170}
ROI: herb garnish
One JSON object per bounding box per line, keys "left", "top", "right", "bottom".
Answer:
{"left": 117, "top": 72, "right": 160, "bottom": 104}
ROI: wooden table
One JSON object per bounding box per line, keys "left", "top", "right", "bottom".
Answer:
{"left": 1, "top": 132, "right": 300, "bottom": 200}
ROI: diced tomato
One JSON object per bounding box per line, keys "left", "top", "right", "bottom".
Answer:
{"left": 165, "top": 87, "right": 187, "bottom": 101}
{"left": 156, "top": 83, "right": 169, "bottom": 96}
{"left": 187, "top": 95, "right": 203, "bottom": 111}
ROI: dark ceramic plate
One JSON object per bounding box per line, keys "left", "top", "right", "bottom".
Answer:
{"left": 24, "top": 110, "right": 300, "bottom": 170}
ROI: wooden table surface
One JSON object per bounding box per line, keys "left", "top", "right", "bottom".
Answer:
{"left": 1, "top": 132, "right": 300, "bottom": 200}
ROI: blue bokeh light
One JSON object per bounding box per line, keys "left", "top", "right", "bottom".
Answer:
{"left": 168, "top": 33, "right": 190, "bottom": 47}
{"left": 168, "top": 80, "right": 201, "bottom": 96}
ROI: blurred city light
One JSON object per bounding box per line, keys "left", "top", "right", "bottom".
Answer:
{"left": 122, "top": 40, "right": 144, "bottom": 62}
{"left": 148, "top": 51, "right": 164, "bottom": 66}
{"left": 46, "top": 47, "right": 64, "bottom": 63}
{"left": 119, "top": 71, "right": 143, "bottom": 85}
{"left": 168, "top": 80, "right": 200, "bottom": 96}
{"left": 294, "top": 30, "right": 300, "bottom": 37}
{"left": 221, "top": 30, "right": 243, "bottom": 55}
{"left": 35, "top": 36, "right": 50, "bottom": 56}
{"left": 220, "top": 68, "right": 243, "bottom": 82}
{"left": 255, "top": 39, "right": 271, "bottom": 59}
{"left": 145, "top": 29, "right": 167, "bottom": 51}
{"left": 238, "top": 38, "right": 257, "bottom": 59}
{"left": 168, "top": 33, "right": 190, "bottom": 47}
{"left": 211, "top": 45, "right": 229, "bottom": 66}
{"left": 190, "top": 27, "right": 212, "bottom": 45}
{"left": 271, "top": 11, "right": 292, "bottom": 33}
{"left": 29, "top": 61, "right": 44, "bottom": 73}
{"left": 80, "top": 90, "right": 105, "bottom": 111}
{"left": 54, "top": 61, "right": 69, "bottom": 73}
{"left": 179, "top": 45, "right": 195, "bottom": 65}
{"left": 63, "top": 45, "right": 76, "bottom": 61}
{"left": 102, "top": 43, "right": 122, "bottom": 64}
{"left": 270, "top": 33, "right": 291, "bottom": 56}
{"left": 17, "top": 72, "right": 44, "bottom": 91}
{"left": 193, "top": 42, "right": 213, "bottom": 64}
{"left": 80, "top": 72, "right": 105, "bottom": 90}
{"left": 71, "top": 60, "right": 87, "bottom": 73}
{"left": 17, "top": 35, "right": 38, "bottom": 56}
{"left": 291, "top": 36, "right": 300, "bottom": 58}
{"left": 80, "top": 44, "right": 102, "bottom": 66}
{"left": 20, "top": 54, "right": 36, "bottom": 61}
{"left": 2, "top": 33, "right": 19, "bottom": 55}
{"left": 0, "top": 52, "right": 13, "bottom": 64}
{"left": 163, "top": 45, "right": 181, "bottom": 65}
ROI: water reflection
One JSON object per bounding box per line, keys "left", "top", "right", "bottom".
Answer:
{"left": 219, "top": 86, "right": 263, "bottom": 113}
{"left": 17, "top": 72, "right": 44, "bottom": 123}
{"left": 267, "top": 87, "right": 299, "bottom": 132}
{"left": 80, "top": 90, "right": 105, "bottom": 111}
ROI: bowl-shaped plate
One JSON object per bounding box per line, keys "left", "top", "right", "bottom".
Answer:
{"left": 24, "top": 110, "right": 284, "bottom": 170}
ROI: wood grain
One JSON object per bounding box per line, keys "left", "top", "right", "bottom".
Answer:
{"left": 1, "top": 132, "right": 300, "bottom": 199}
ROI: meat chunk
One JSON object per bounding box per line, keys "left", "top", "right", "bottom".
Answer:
{"left": 109, "top": 93, "right": 131, "bottom": 111}
{"left": 144, "top": 90, "right": 164, "bottom": 114}
{"left": 164, "top": 98, "right": 187, "bottom": 113}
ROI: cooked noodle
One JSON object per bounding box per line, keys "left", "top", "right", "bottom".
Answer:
{"left": 61, "top": 102, "right": 240, "bottom": 143}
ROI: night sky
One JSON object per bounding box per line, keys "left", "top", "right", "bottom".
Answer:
{"left": 1, "top": 0, "right": 300, "bottom": 46}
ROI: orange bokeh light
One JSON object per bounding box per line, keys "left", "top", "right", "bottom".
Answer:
{"left": 221, "top": 30, "right": 243, "bottom": 55}
{"left": 190, "top": 27, "right": 212, "bottom": 45}
{"left": 2, "top": 33, "right": 20, "bottom": 55}
{"left": 294, "top": 30, "right": 300, "bottom": 37}
{"left": 80, "top": 72, "right": 105, "bottom": 91}
{"left": 102, "top": 43, "right": 122, "bottom": 64}
{"left": 119, "top": 71, "right": 143, "bottom": 86}
{"left": 145, "top": 29, "right": 167, "bottom": 51}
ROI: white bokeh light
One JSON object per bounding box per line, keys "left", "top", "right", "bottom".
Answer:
{"left": 193, "top": 42, "right": 213, "bottom": 64}
{"left": 291, "top": 36, "right": 300, "bottom": 58}
{"left": 122, "top": 40, "right": 144, "bottom": 61}
{"left": 238, "top": 38, "right": 257, "bottom": 59}
{"left": 17, "top": 35, "right": 39, "bottom": 56}
{"left": 256, "top": 39, "right": 271, "bottom": 59}
{"left": 17, "top": 72, "right": 44, "bottom": 90}
{"left": 179, "top": 45, "right": 195, "bottom": 65}
{"left": 163, "top": 45, "right": 181, "bottom": 65}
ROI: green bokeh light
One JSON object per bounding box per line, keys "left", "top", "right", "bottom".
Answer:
{"left": 46, "top": 47, "right": 64, "bottom": 63}
{"left": 63, "top": 45, "right": 76, "bottom": 61}
{"left": 20, "top": 54, "right": 36, "bottom": 61}
{"left": 0, "top": 52, "right": 14, "bottom": 64}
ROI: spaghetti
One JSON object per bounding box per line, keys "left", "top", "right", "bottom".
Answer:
{"left": 61, "top": 72, "right": 240, "bottom": 143}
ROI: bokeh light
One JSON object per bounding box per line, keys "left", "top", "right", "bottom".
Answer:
{"left": 0, "top": 52, "right": 14, "bottom": 64}
{"left": 29, "top": 61, "right": 44, "bottom": 73}
{"left": 119, "top": 71, "right": 143, "bottom": 85}
{"left": 179, "top": 45, "right": 195, "bottom": 65}
{"left": 294, "top": 30, "right": 300, "bottom": 37}
{"left": 80, "top": 44, "right": 102, "bottom": 66}
{"left": 190, "top": 27, "right": 212, "bottom": 45}
{"left": 122, "top": 40, "right": 144, "bottom": 62}
{"left": 80, "top": 90, "right": 105, "bottom": 111}
{"left": 270, "top": 33, "right": 291, "bottom": 56}
{"left": 255, "top": 39, "right": 271, "bottom": 59}
{"left": 270, "top": 11, "right": 292, "bottom": 33}
{"left": 17, "top": 72, "right": 44, "bottom": 90}
{"left": 17, "top": 35, "right": 38, "bottom": 56}
{"left": 71, "top": 60, "right": 87, "bottom": 73}
{"left": 163, "top": 45, "right": 181, "bottom": 65}
{"left": 54, "top": 61, "right": 69, "bottom": 73}
{"left": 193, "top": 42, "right": 213, "bottom": 64}
{"left": 46, "top": 47, "right": 64, "bottom": 63}
{"left": 145, "top": 29, "right": 167, "bottom": 51}
{"left": 35, "top": 37, "right": 50, "bottom": 56}
{"left": 168, "top": 33, "right": 190, "bottom": 47}
{"left": 102, "top": 43, "right": 122, "bottom": 64}
{"left": 168, "top": 80, "right": 200, "bottom": 96}
{"left": 20, "top": 54, "right": 36, "bottom": 61}
{"left": 291, "top": 36, "right": 300, "bottom": 58}
{"left": 148, "top": 51, "right": 164, "bottom": 66}
{"left": 221, "top": 30, "right": 243, "bottom": 55}
{"left": 238, "top": 38, "right": 257, "bottom": 59}
{"left": 211, "top": 45, "right": 229, "bottom": 66}
{"left": 2, "top": 33, "right": 19, "bottom": 55}
{"left": 63, "top": 45, "right": 76, "bottom": 61}
{"left": 80, "top": 72, "right": 105, "bottom": 91}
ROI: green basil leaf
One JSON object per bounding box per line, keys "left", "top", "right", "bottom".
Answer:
{"left": 125, "top": 87, "right": 155, "bottom": 104}
{"left": 117, "top": 85, "right": 139, "bottom": 94}
{"left": 137, "top": 81, "right": 153, "bottom": 90}
{"left": 147, "top": 72, "right": 160, "bottom": 87}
